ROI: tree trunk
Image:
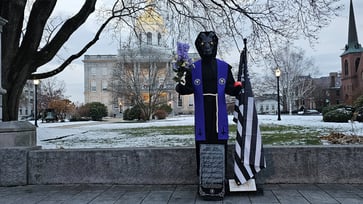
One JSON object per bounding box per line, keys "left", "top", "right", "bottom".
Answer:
{"left": 1, "top": 0, "right": 96, "bottom": 121}
{"left": 3, "top": 79, "right": 27, "bottom": 121}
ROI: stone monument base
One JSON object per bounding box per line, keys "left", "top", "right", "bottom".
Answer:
{"left": 0, "top": 121, "right": 36, "bottom": 147}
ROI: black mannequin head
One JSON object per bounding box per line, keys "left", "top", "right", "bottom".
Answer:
{"left": 195, "top": 31, "right": 218, "bottom": 59}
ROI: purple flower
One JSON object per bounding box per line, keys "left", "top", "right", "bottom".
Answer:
{"left": 174, "top": 42, "right": 193, "bottom": 71}
{"left": 177, "top": 42, "right": 190, "bottom": 61}
{"left": 172, "top": 42, "right": 194, "bottom": 83}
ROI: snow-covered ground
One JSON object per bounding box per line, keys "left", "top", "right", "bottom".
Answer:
{"left": 34, "top": 114, "right": 363, "bottom": 149}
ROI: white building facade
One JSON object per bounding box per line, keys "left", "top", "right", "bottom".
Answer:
{"left": 83, "top": 55, "right": 118, "bottom": 116}
{"left": 255, "top": 94, "right": 280, "bottom": 115}
{"left": 83, "top": 3, "right": 184, "bottom": 116}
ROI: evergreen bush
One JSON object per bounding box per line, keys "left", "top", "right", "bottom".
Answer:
{"left": 123, "top": 108, "right": 130, "bottom": 120}
{"left": 88, "top": 102, "right": 108, "bottom": 121}
{"left": 123, "top": 106, "right": 142, "bottom": 120}
{"left": 322, "top": 104, "right": 348, "bottom": 115}
{"left": 323, "top": 108, "right": 353, "bottom": 123}
{"left": 353, "top": 95, "right": 363, "bottom": 109}
{"left": 353, "top": 95, "right": 363, "bottom": 122}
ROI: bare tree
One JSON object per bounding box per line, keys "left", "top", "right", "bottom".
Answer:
{"left": 160, "top": 0, "right": 342, "bottom": 54}
{"left": 48, "top": 99, "right": 75, "bottom": 121}
{"left": 110, "top": 44, "right": 174, "bottom": 120}
{"left": 294, "top": 75, "right": 315, "bottom": 111}
{"left": 262, "top": 44, "right": 318, "bottom": 114}
{"left": 1, "top": 0, "right": 341, "bottom": 120}
{"left": 1, "top": 0, "right": 148, "bottom": 120}
{"left": 37, "top": 77, "right": 66, "bottom": 114}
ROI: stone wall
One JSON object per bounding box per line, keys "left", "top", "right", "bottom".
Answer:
{"left": 1, "top": 145, "right": 362, "bottom": 186}
{"left": 28, "top": 148, "right": 198, "bottom": 185}
{"left": 257, "top": 145, "right": 363, "bottom": 184}
{"left": 0, "top": 147, "right": 37, "bottom": 186}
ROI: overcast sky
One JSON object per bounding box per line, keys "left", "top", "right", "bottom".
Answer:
{"left": 40, "top": 0, "right": 363, "bottom": 104}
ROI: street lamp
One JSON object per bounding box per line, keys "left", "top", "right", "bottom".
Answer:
{"left": 275, "top": 67, "right": 281, "bottom": 121}
{"left": 33, "top": 79, "right": 40, "bottom": 127}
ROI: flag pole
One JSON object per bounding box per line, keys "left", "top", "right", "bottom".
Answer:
{"left": 237, "top": 39, "right": 247, "bottom": 82}
{"left": 230, "top": 38, "right": 265, "bottom": 192}
{"left": 242, "top": 39, "right": 247, "bottom": 80}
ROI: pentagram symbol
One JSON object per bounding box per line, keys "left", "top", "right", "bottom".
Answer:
{"left": 194, "top": 79, "right": 201, "bottom": 85}
{"left": 219, "top": 78, "right": 226, "bottom": 85}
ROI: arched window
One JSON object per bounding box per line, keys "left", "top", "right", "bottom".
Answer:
{"left": 355, "top": 58, "right": 360, "bottom": 72}
{"left": 147, "top": 32, "right": 152, "bottom": 45}
{"left": 344, "top": 60, "right": 349, "bottom": 75}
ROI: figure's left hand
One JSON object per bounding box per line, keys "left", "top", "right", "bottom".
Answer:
{"left": 233, "top": 81, "right": 243, "bottom": 95}
{"left": 234, "top": 81, "right": 242, "bottom": 88}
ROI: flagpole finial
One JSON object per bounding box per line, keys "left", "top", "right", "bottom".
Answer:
{"left": 243, "top": 38, "right": 247, "bottom": 46}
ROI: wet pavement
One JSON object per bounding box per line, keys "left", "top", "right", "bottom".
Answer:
{"left": 1, "top": 183, "right": 363, "bottom": 203}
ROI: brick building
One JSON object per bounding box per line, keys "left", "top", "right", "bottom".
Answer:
{"left": 340, "top": 0, "right": 363, "bottom": 105}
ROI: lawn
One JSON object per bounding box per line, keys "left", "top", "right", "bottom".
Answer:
{"left": 100, "top": 124, "right": 322, "bottom": 146}
{"left": 39, "top": 115, "right": 362, "bottom": 148}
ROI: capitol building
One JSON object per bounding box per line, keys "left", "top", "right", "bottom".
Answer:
{"left": 83, "top": 3, "right": 195, "bottom": 117}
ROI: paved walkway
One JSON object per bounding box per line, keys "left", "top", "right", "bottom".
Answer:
{"left": 1, "top": 184, "right": 363, "bottom": 204}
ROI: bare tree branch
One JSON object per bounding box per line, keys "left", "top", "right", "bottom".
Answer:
{"left": 30, "top": 0, "right": 148, "bottom": 79}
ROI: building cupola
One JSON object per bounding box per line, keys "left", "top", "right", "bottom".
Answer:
{"left": 341, "top": 0, "right": 363, "bottom": 56}
{"left": 135, "top": 0, "right": 166, "bottom": 47}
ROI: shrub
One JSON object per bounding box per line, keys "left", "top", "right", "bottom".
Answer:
{"left": 153, "top": 109, "right": 167, "bottom": 119}
{"left": 323, "top": 108, "right": 353, "bottom": 123}
{"left": 156, "top": 104, "right": 173, "bottom": 114}
{"left": 69, "top": 112, "right": 81, "bottom": 121}
{"left": 88, "top": 102, "right": 108, "bottom": 121}
{"left": 123, "top": 108, "right": 131, "bottom": 120}
{"left": 69, "top": 113, "right": 91, "bottom": 122}
{"left": 353, "top": 95, "right": 363, "bottom": 109}
{"left": 70, "top": 104, "right": 91, "bottom": 121}
{"left": 123, "top": 105, "right": 142, "bottom": 120}
{"left": 70, "top": 102, "right": 107, "bottom": 121}
{"left": 322, "top": 104, "right": 349, "bottom": 115}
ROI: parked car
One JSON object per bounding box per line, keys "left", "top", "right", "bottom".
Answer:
{"left": 20, "top": 115, "right": 34, "bottom": 121}
{"left": 297, "top": 109, "right": 320, "bottom": 115}
{"left": 44, "top": 109, "right": 57, "bottom": 123}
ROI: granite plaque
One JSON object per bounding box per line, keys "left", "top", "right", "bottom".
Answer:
{"left": 199, "top": 144, "right": 225, "bottom": 199}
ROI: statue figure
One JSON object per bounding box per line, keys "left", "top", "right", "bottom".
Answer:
{"left": 175, "top": 31, "right": 242, "bottom": 199}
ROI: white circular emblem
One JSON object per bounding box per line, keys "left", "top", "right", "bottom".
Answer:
{"left": 194, "top": 79, "right": 201, "bottom": 85}
{"left": 219, "top": 78, "right": 226, "bottom": 85}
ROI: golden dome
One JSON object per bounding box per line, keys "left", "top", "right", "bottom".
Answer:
{"left": 136, "top": 1, "right": 165, "bottom": 33}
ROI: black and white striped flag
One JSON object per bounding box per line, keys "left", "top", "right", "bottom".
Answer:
{"left": 233, "top": 39, "right": 266, "bottom": 185}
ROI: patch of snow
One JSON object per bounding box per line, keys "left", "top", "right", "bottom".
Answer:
{"left": 32, "top": 114, "right": 363, "bottom": 149}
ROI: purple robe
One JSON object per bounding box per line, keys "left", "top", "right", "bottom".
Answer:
{"left": 192, "top": 59, "right": 229, "bottom": 141}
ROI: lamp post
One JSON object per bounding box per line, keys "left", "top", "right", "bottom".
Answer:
{"left": 275, "top": 67, "right": 281, "bottom": 121}
{"left": 33, "top": 79, "right": 40, "bottom": 127}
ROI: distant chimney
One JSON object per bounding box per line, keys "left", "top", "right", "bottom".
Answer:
{"left": 329, "top": 72, "right": 337, "bottom": 88}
